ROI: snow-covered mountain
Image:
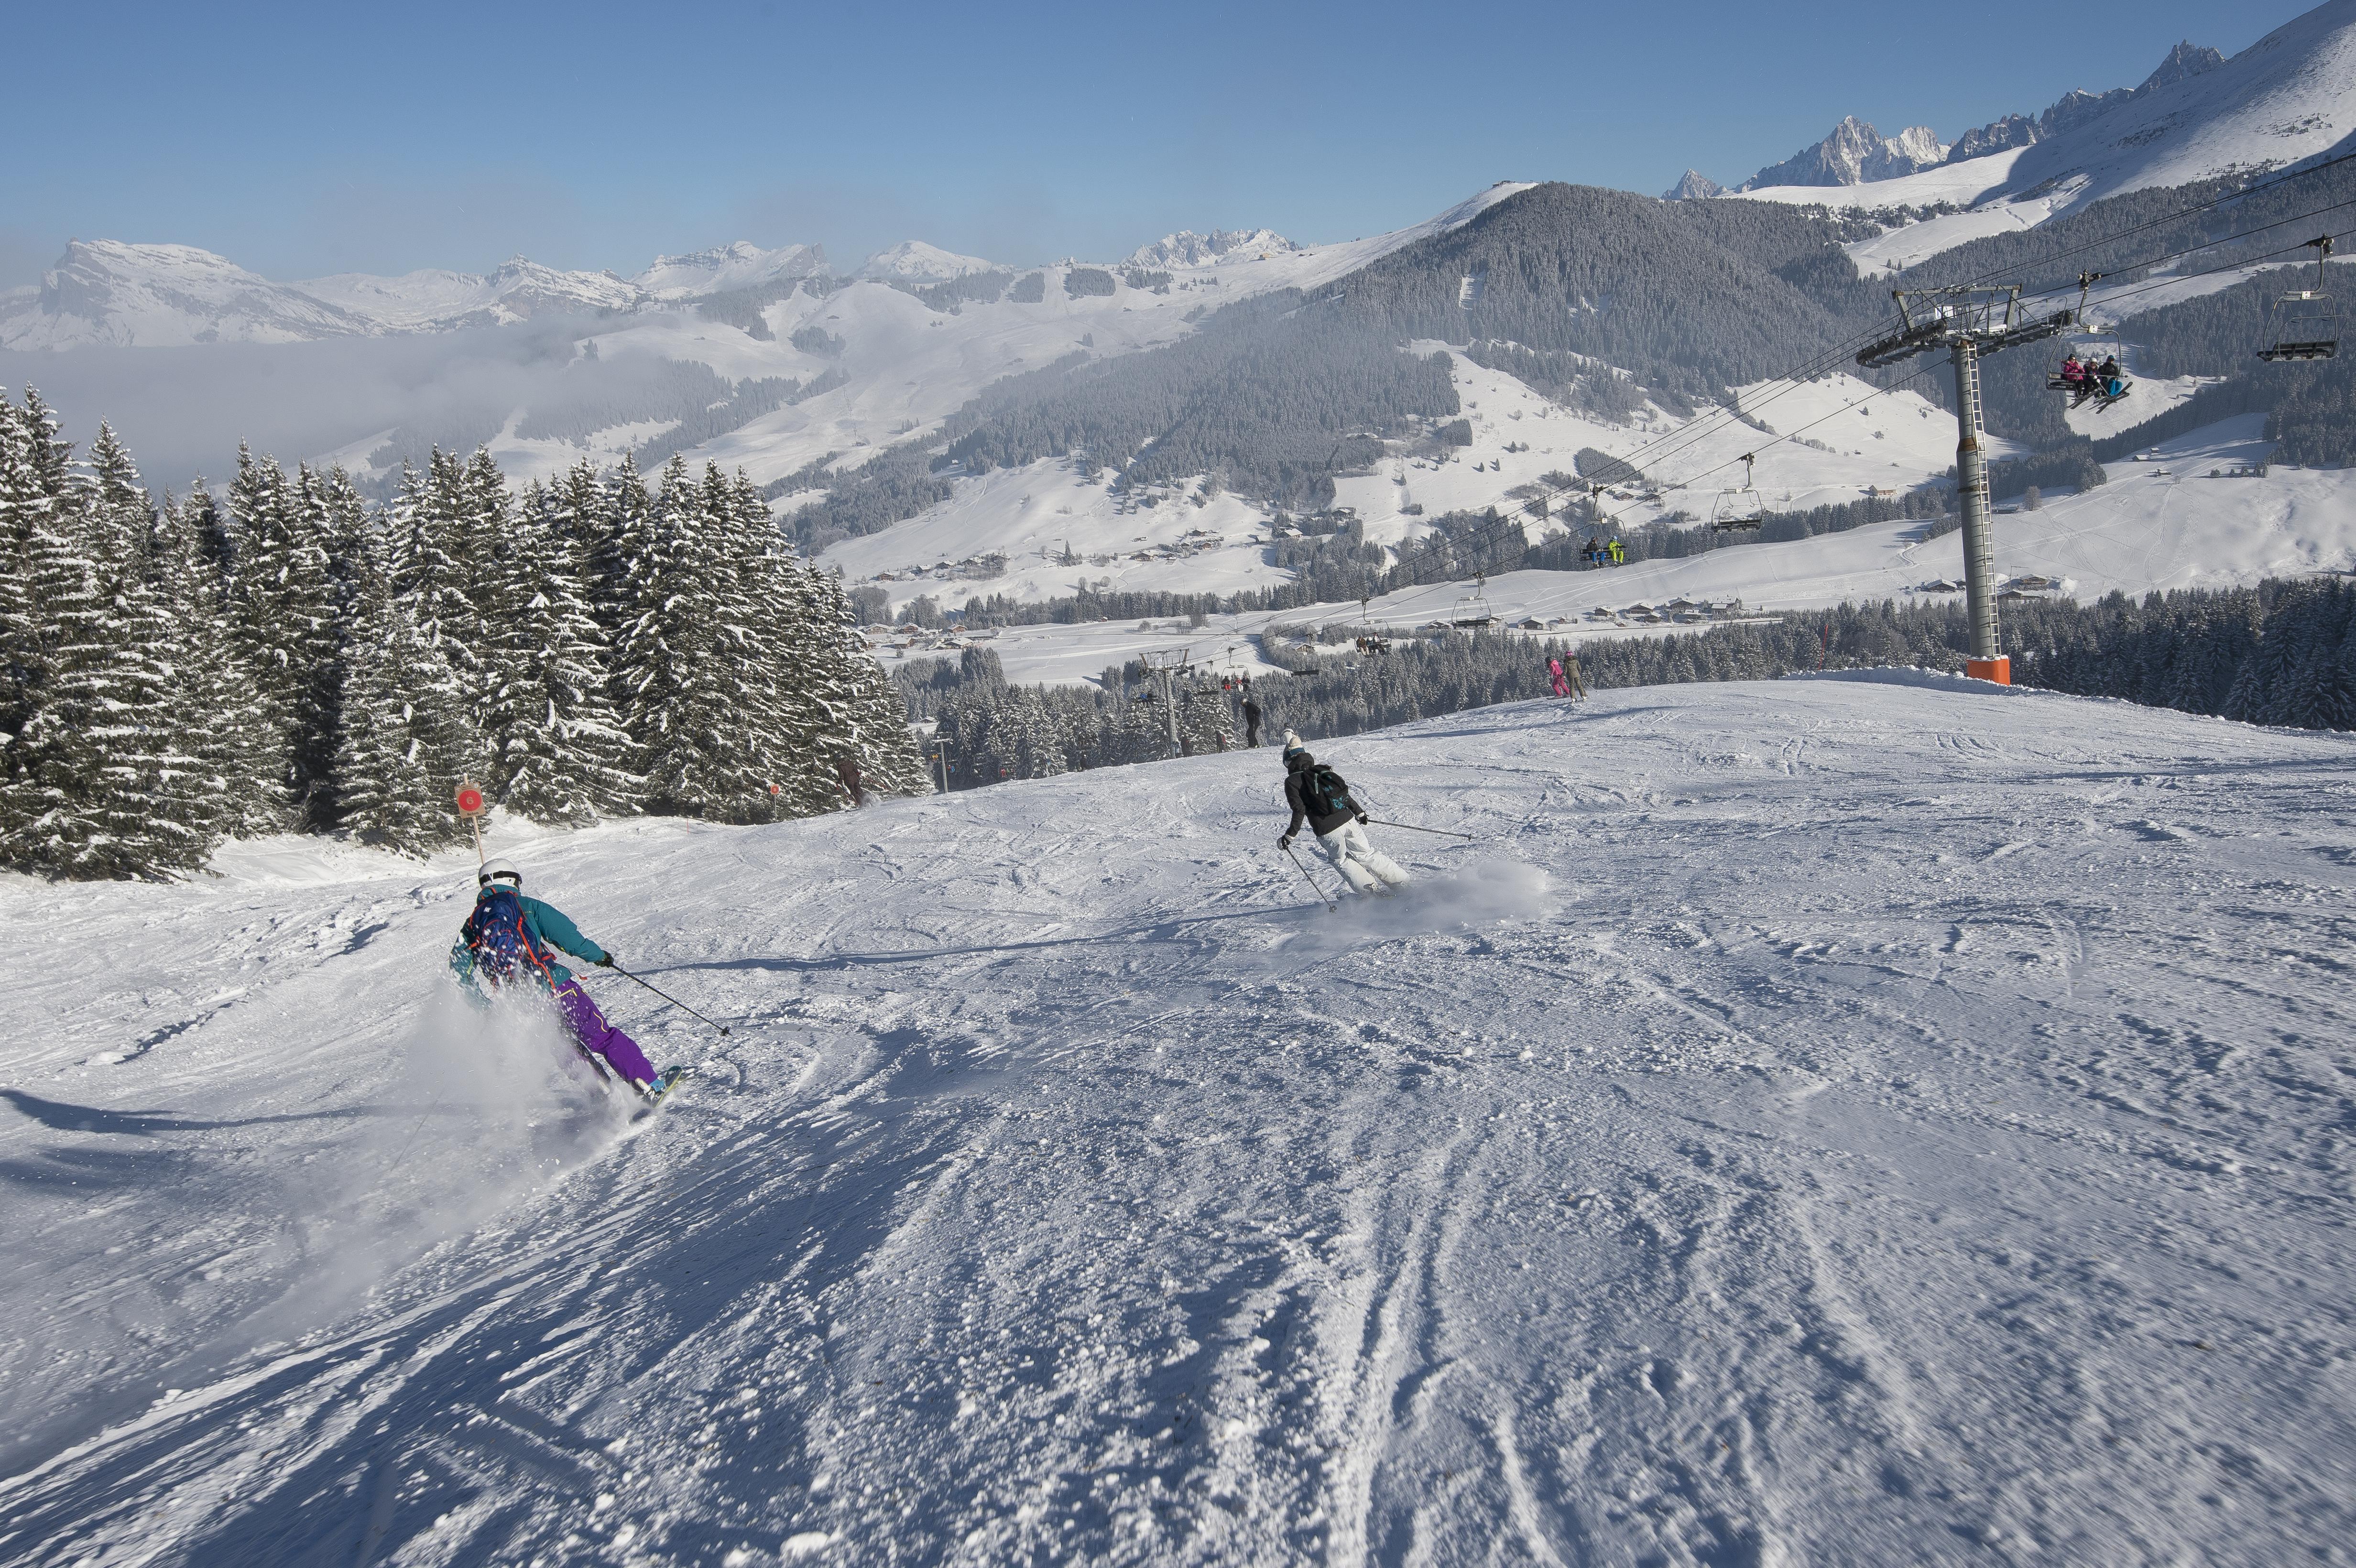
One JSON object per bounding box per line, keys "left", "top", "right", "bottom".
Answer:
{"left": 1661, "top": 169, "right": 1724, "bottom": 201}
{"left": 0, "top": 241, "right": 376, "bottom": 349}
{"left": 1738, "top": 117, "right": 1948, "bottom": 191}
{"left": 296, "top": 256, "right": 642, "bottom": 332}
{"left": 0, "top": 241, "right": 646, "bottom": 349}
{"left": 1942, "top": 41, "right": 2228, "bottom": 165}
{"left": 1732, "top": 2, "right": 2356, "bottom": 215}
{"left": 630, "top": 241, "right": 827, "bottom": 300}
{"left": 852, "top": 241, "right": 1002, "bottom": 282}
{"left": 1124, "top": 228, "right": 1304, "bottom": 269}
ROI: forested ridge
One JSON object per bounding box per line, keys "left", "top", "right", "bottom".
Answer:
{"left": 0, "top": 388, "right": 925, "bottom": 882}
{"left": 896, "top": 579, "right": 2356, "bottom": 788}
{"left": 793, "top": 164, "right": 2353, "bottom": 557}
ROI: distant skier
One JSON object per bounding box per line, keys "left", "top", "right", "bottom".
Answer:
{"left": 1243, "top": 694, "right": 1263, "bottom": 748}
{"left": 449, "top": 859, "right": 681, "bottom": 1100}
{"left": 1561, "top": 650, "right": 1587, "bottom": 697}
{"left": 1276, "top": 733, "right": 1409, "bottom": 897}
{"left": 1549, "top": 657, "right": 1571, "bottom": 698}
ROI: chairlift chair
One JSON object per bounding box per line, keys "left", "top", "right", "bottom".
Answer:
{"left": 2258, "top": 237, "right": 2339, "bottom": 362}
{"left": 1710, "top": 454, "right": 1766, "bottom": 534}
{"left": 2046, "top": 273, "right": 2134, "bottom": 407}
{"left": 1451, "top": 573, "right": 1497, "bottom": 629}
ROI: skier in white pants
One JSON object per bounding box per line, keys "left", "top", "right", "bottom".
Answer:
{"left": 1277, "top": 733, "right": 1409, "bottom": 896}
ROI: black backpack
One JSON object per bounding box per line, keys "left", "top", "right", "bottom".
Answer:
{"left": 1302, "top": 763, "right": 1352, "bottom": 818}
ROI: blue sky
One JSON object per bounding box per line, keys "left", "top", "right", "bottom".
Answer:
{"left": 0, "top": 0, "right": 2304, "bottom": 285}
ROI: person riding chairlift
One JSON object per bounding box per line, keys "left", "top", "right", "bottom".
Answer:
{"left": 2095, "top": 355, "right": 2125, "bottom": 400}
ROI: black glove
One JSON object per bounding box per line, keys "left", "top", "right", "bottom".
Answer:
{"left": 1278, "top": 834, "right": 1294, "bottom": 849}
{"left": 1357, "top": 813, "right": 1370, "bottom": 824}
{"left": 596, "top": 953, "right": 616, "bottom": 968}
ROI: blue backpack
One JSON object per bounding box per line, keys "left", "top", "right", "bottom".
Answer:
{"left": 462, "top": 885, "right": 556, "bottom": 988}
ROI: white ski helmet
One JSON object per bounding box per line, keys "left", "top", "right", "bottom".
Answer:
{"left": 478, "top": 857, "right": 523, "bottom": 889}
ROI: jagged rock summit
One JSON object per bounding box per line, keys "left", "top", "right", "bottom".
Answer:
{"left": 1662, "top": 169, "right": 1724, "bottom": 202}
{"left": 1740, "top": 117, "right": 1948, "bottom": 190}
{"left": 1942, "top": 38, "right": 2226, "bottom": 165}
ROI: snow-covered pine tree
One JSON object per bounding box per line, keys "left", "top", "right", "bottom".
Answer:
{"left": 390, "top": 452, "right": 491, "bottom": 776}
{"left": 617, "top": 457, "right": 741, "bottom": 818}
{"left": 332, "top": 513, "right": 472, "bottom": 855}
{"left": 160, "top": 485, "right": 283, "bottom": 838}
{"left": 485, "top": 479, "right": 638, "bottom": 824}
{"left": 797, "top": 553, "right": 929, "bottom": 800}
{"left": 76, "top": 425, "right": 214, "bottom": 876}
{"left": 0, "top": 389, "right": 110, "bottom": 873}
{"left": 587, "top": 452, "right": 655, "bottom": 645}
{"left": 223, "top": 446, "right": 342, "bottom": 828}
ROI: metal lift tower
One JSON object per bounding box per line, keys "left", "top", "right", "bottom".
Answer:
{"left": 1139, "top": 647, "right": 1192, "bottom": 755}
{"left": 1858, "top": 286, "right": 2070, "bottom": 683}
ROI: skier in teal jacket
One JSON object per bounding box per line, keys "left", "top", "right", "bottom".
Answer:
{"left": 450, "top": 858, "right": 670, "bottom": 1095}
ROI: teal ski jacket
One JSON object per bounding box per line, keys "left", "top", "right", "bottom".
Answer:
{"left": 449, "top": 888, "right": 610, "bottom": 995}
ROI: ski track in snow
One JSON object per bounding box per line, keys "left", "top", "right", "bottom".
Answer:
{"left": 5, "top": 677, "right": 2356, "bottom": 1565}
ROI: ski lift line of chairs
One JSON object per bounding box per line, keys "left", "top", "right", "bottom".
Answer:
{"left": 2047, "top": 272, "right": 2133, "bottom": 409}
{"left": 1710, "top": 454, "right": 1766, "bottom": 534}
{"left": 2258, "top": 236, "right": 2338, "bottom": 362}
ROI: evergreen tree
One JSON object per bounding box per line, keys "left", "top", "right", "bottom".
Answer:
{"left": 616, "top": 456, "right": 738, "bottom": 817}
{"left": 223, "top": 446, "right": 343, "bottom": 828}
{"left": 485, "top": 479, "right": 638, "bottom": 823}
{"left": 75, "top": 428, "right": 213, "bottom": 875}
{"left": 0, "top": 390, "right": 112, "bottom": 872}
{"left": 332, "top": 515, "right": 473, "bottom": 854}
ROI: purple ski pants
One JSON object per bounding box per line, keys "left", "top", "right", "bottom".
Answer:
{"left": 553, "top": 981, "right": 656, "bottom": 1088}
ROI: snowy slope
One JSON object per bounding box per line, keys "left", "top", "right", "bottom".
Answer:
{"left": 7, "top": 680, "right": 2356, "bottom": 1564}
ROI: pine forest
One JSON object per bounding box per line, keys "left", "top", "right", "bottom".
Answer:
{"left": 0, "top": 387, "right": 928, "bottom": 881}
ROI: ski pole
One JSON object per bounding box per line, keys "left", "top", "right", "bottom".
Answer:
{"left": 1281, "top": 842, "right": 1337, "bottom": 912}
{"left": 1362, "top": 817, "right": 1476, "bottom": 840}
{"left": 605, "top": 963, "right": 732, "bottom": 1037}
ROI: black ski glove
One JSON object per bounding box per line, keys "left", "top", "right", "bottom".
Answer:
{"left": 596, "top": 953, "right": 616, "bottom": 968}
{"left": 1277, "top": 834, "right": 1294, "bottom": 849}
{"left": 1356, "top": 813, "right": 1370, "bottom": 824}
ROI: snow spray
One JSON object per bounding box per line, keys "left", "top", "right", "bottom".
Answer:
{"left": 238, "top": 988, "right": 628, "bottom": 1344}
{"left": 1267, "top": 857, "right": 1551, "bottom": 964}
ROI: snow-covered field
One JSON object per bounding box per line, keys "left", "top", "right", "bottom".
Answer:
{"left": 6, "top": 676, "right": 2356, "bottom": 1565}
{"left": 884, "top": 415, "right": 2349, "bottom": 691}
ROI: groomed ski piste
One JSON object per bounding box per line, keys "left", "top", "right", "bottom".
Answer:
{"left": 7, "top": 674, "right": 2356, "bottom": 1565}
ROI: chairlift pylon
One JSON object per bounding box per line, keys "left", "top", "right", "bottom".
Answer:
{"left": 2046, "top": 272, "right": 2134, "bottom": 408}
{"left": 2258, "top": 236, "right": 2339, "bottom": 362}
{"left": 1710, "top": 454, "right": 1766, "bottom": 534}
